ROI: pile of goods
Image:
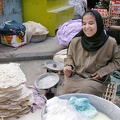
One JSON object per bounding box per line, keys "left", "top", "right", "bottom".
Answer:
{"left": 0, "top": 63, "right": 34, "bottom": 119}
{"left": 93, "top": 0, "right": 120, "bottom": 27}
{"left": 43, "top": 96, "right": 111, "bottom": 120}
{"left": 92, "top": 8, "right": 108, "bottom": 17}
{"left": 109, "top": 0, "right": 120, "bottom": 18}
{"left": 92, "top": 8, "right": 109, "bottom": 28}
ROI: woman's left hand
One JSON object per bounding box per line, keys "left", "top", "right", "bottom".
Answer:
{"left": 91, "top": 73, "right": 101, "bottom": 80}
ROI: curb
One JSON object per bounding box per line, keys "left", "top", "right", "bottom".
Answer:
{"left": 0, "top": 51, "right": 57, "bottom": 62}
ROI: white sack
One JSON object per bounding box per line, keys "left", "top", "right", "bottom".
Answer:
{"left": 23, "top": 21, "right": 49, "bottom": 42}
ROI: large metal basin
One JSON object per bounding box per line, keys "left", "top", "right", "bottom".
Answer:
{"left": 41, "top": 93, "right": 120, "bottom": 120}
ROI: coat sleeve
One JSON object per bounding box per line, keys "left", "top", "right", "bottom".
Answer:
{"left": 96, "top": 43, "right": 120, "bottom": 77}
{"left": 64, "top": 39, "right": 75, "bottom": 68}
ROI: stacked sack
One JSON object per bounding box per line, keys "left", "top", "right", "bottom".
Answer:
{"left": 0, "top": 63, "right": 34, "bottom": 119}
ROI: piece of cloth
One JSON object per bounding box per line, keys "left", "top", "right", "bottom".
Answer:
{"left": 28, "top": 86, "right": 46, "bottom": 112}
{"left": 53, "top": 49, "right": 67, "bottom": 63}
{"left": 68, "top": 97, "right": 98, "bottom": 118}
{"left": 0, "top": 20, "right": 26, "bottom": 37}
{"left": 44, "top": 97, "right": 90, "bottom": 120}
{"left": 0, "top": 20, "right": 28, "bottom": 48}
{"left": 62, "top": 74, "right": 107, "bottom": 96}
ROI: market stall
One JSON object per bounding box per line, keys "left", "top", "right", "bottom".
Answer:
{"left": 93, "top": 0, "right": 120, "bottom": 27}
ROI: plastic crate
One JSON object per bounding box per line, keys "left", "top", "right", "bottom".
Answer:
{"left": 92, "top": 8, "right": 109, "bottom": 28}
{"left": 93, "top": 8, "right": 109, "bottom": 17}
{"left": 102, "top": 16, "right": 119, "bottom": 27}
{"left": 102, "top": 82, "right": 117, "bottom": 103}
{"left": 109, "top": 2, "right": 120, "bottom": 17}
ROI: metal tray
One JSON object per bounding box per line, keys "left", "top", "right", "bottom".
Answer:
{"left": 44, "top": 60, "right": 64, "bottom": 71}
{"left": 34, "top": 73, "right": 59, "bottom": 90}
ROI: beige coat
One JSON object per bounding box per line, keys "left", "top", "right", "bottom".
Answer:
{"left": 62, "top": 36, "right": 120, "bottom": 96}
{"left": 64, "top": 36, "right": 120, "bottom": 78}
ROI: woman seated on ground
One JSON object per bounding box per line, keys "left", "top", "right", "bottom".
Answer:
{"left": 62, "top": 10, "right": 120, "bottom": 97}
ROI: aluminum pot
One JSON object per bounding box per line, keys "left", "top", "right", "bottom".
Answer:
{"left": 41, "top": 93, "right": 120, "bottom": 120}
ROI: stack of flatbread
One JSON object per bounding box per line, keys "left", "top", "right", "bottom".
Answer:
{"left": 0, "top": 63, "right": 34, "bottom": 119}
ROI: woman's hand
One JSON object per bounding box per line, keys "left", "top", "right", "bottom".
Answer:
{"left": 63, "top": 65, "right": 73, "bottom": 77}
{"left": 91, "top": 73, "right": 101, "bottom": 80}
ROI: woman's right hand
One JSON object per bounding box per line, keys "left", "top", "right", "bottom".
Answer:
{"left": 63, "top": 65, "right": 73, "bottom": 77}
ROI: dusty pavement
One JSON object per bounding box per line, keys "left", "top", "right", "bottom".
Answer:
{"left": 0, "top": 36, "right": 64, "bottom": 62}
{"left": 0, "top": 36, "right": 65, "bottom": 96}
{"left": 17, "top": 60, "right": 50, "bottom": 86}
{"left": 2, "top": 59, "right": 64, "bottom": 96}
{"left": 1, "top": 36, "right": 120, "bottom": 106}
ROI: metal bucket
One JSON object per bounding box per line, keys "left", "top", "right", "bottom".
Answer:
{"left": 41, "top": 93, "right": 120, "bottom": 120}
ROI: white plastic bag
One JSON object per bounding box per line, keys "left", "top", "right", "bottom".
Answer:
{"left": 23, "top": 21, "right": 49, "bottom": 42}
{"left": 44, "top": 97, "right": 90, "bottom": 120}
{"left": 53, "top": 49, "right": 67, "bottom": 63}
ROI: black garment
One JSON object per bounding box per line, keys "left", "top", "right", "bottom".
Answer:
{"left": 75, "top": 10, "right": 109, "bottom": 52}
{"left": 106, "top": 28, "right": 120, "bottom": 45}
{"left": 87, "top": 0, "right": 99, "bottom": 9}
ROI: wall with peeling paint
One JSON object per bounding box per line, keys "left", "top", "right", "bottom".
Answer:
{"left": 0, "top": 0, "right": 22, "bottom": 25}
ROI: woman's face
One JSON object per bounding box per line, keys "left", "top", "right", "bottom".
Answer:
{"left": 82, "top": 14, "right": 97, "bottom": 37}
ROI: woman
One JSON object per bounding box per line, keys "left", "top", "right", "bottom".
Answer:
{"left": 62, "top": 10, "right": 120, "bottom": 97}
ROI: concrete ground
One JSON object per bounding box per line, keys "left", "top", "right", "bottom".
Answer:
{"left": 0, "top": 36, "right": 64, "bottom": 96}
{"left": 0, "top": 36, "right": 64, "bottom": 62}
{"left": 0, "top": 35, "right": 66, "bottom": 120}
{"left": 0, "top": 35, "right": 120, "bottom": 105}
